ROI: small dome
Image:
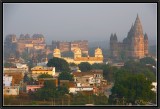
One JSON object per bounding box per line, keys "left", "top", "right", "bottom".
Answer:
{"left": 54, "top": 48, "right": 60, "bottom": 53}
{"left": 95, "top": 47, "right": 102, "bottom": 53}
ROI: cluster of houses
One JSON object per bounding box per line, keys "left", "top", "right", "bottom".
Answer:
{"left": 3, "top": 60, "right": 109, "bottom": 96}
{"left": 3, "top": 57, "right": 157, "bottom": 97}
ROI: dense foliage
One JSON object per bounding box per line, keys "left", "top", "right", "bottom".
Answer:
{"left": 38, "top": 74, "right": 53, "bottom": 78}
{"left": 47, "top": 57, "right": 70, "bottom": 72}
{"left": 140, "top": 57, "right": 156, "bottom": 66}
{"left": 58, "top": 72, "right": 74, "bottom": 81}
{"left": 108, "top": 72, "right": 156, "bottom": 105}
{"left": 78, "top": 62, "right": 92, "bottom": 72}
{"left": 30, "top": 80, "right": 69, "bottom": 101}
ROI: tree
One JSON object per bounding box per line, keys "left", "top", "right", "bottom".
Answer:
{"left": 102, "top": 64, "right": 118, "bottom": 82}
{"left": 58, "top": 72, "right": 73, "bottom": 81}
{"left": 123, "top": 60, "right": 156, "bottom": 82}
{"left": 109, "top": 72, "right": 156, "bottom": 105}
{"left": 43, "top": 80, "right": 56, "bottom": 89}
{"left": 47, "top": 57, "right": 70, "bottom": 72}
{"left": 91, "top": 63, "right": 104, "bottom": 70}
{"left": 69, "top": 62, "right": 77, "bottom": 67}
{"left": 38, "top": 74, "right": 53, "bottom": 78}
{"left": 78, "top": 62, "right": 92, "bottom": 72}
{"left": 32, "top": 80, "right": 69, "bottom": 101}
{"left": 23, "top": 73, "right": 30, "bottom": 83}
{"left": 140, "top": 57, "right": 156, "bottom": 66}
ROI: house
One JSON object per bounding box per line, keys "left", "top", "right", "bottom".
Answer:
{"left": 72, "top": 70, "right": 103, "bottom": 87}
{"left": 26, "top": 85, "right": 43, "bottom": 93}
{"left": 3, "top": 72, "right": 24, "bottom": 86}
{"left": 68, "top": 81, "right": 93, "bottom": 94}
{"left": 3, "top": 74, "right": 12, "bottom": 86}
{"left": 16, "top": 63, "right": 29, "bottom": 72}
{"left": 3, "top": 86, "right": 20, "bottom": 95}
{"left": 31, "top": 66, "right": 55, "bottom": 80}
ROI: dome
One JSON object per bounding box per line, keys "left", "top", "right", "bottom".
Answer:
{"left": 54, "top": 48, "right": 60, "bottom": 53}
{"left": 95, "top": 47, "right": 102, "bottom": 53}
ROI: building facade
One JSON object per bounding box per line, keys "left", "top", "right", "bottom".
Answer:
{"left": 110, "top": 15, "right": 148, "bottom": 59}
{"left": 52, "top": 40, "right": 88, "bottom": 55}
{"left": 31, "top": 66, "right": 55, "bottom": 80}
{"left": 53, "top": 47, "right": 103, "bottom": 64}
{"left": 3, "top": 86, "right": 20, "bottom": 95}
{"left": 3, "top": 75, "right": 12, "bottom": 86}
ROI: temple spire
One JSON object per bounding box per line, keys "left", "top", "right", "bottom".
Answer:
{"left": 133, "top": 14, "right": 143, "bottom": 36}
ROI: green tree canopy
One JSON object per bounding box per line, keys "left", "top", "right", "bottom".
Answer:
{"left": 109, "top": 72, "right": 156, "bottom": 105}
{"left": 58, "top": 72, "right": 74, "bottom": 81}
{"left": 78, "top": 62, "right": 92, "bottom": 72}
{"left": 69, "top": 62, "right": 77, "bottom": 67}
{"left": 47, "top": 57, "right": 70, "bottom": 72}
{"left": 140, "top": 57, "right": 156, "bottom": 66}
{"left": 43, "top": 80, "right": 56, "bottom": 89}
{"left": 123, "top": 60, "right": 156, "bottom": 82}
{"left": 23, "top": 73, "right": 30, "bottom": 83}
{"left": 38, "top": 74, "right": 53, "bottom": 78}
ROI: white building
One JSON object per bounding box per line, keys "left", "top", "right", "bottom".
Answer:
{"left": 69, "top": 83, "right": 93, "bottom": 94}
{"left": 151, "top": 82, "right": 157, "bottom": 92}
{"left": 3, "top": 74, "right": 12, "bottom": 86}
{"left": 16, "top": 63, "right": 29, "bottom": 72}
{"left": 3, "top": 86, "right": 20, "bottom": 95}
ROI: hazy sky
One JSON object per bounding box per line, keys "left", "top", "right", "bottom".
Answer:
{"left": 3, "top": 3, "right": 157, "bottom": 44}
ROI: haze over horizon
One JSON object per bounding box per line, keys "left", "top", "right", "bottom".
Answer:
{"left": 3, "top": 3, "right": 157, "bottom": 44}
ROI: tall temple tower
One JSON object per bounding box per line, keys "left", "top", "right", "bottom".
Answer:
{"left": 110, "top": 33, "right": 118, "bottom": 58}
{"left": 131, "top": 14, "right": 145, "bottom": 58}
{"left": 110, "top": 14, "right": 148, "bottom": 59}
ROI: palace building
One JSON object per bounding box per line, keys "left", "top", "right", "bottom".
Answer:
{"left": 110, "top": 14, "right": 148, "bottom": 59}
{"left": 53, "top": 47, "right": 103, "bottom": 65}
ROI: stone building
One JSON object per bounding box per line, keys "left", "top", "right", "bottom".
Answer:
{"left": 110, "top": 15, "right": 148, "bottom": 59}
{"left": 52, "top": 40, "right": 88, "bottom": 55}
{"left": 53, "top": 47, "right": 103, "bottom": 64}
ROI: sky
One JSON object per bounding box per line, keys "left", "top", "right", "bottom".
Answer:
{"left": 3, "top": 3, "right": 157, "bottom": 44}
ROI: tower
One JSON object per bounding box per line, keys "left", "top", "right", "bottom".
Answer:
{"left": 74, "top": 48, "right": 81, "bottom": 59}
{"left": 110, "top": 33, "right": 118, "bottom": 58}
{"left": 53, "top": 47, "right": 61, "bottom": 58}
{"left": 144, "top": 33, "right": 148, "bottom": 56}
{"left": 131, "top": 14, "right": 145, "bottom": 59}
{"left": 95, "top": 47, "right": 103, "bottom": 58}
